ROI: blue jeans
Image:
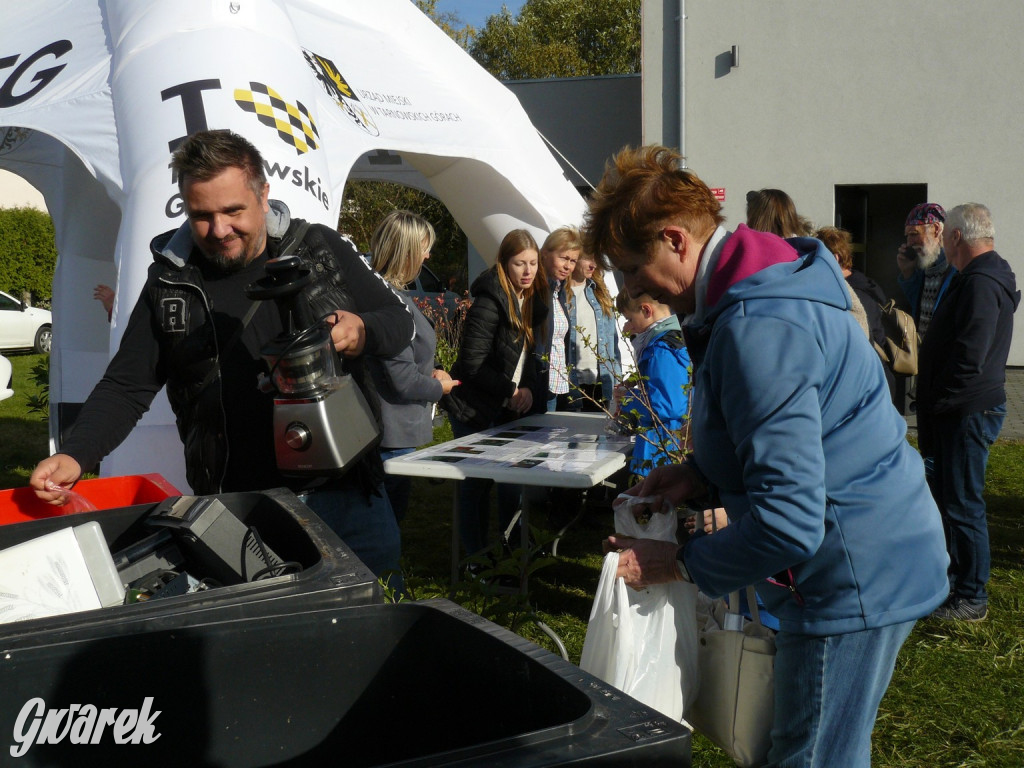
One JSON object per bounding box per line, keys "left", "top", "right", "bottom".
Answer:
{"left": 449, "top": 415, "right": 522, "bottom": 557}
{"left": 298, "top": 481, "right": 404, "bottom": 594}
{"left": 380, "top": 447, "right": 416, "bottom": 524}
{"left": 928, "top": 404, "right": 1005, "bottom": 602}
{"left": 769, "top": 620, "right": 916, "bottom": 768}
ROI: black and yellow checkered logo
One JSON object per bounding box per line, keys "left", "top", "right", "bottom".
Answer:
{"left": 234, "top": 82, "right": 319, "bottom": 155}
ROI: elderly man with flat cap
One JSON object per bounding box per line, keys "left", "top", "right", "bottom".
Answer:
{"left": 896, "top": 202, "right": 956, "bottom": 339}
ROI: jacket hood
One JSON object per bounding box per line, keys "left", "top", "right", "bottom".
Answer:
{"left": 845, "top": 269, "right": 887, "bottom": 304}
{"left": 704, "top": 225, "right": 851, "bottom": 323}
{"left": 630, "top": 313, "right": 680, "bottom": 360}
{"left": 150, "top": 199, "right": 292, "bottom": 268}
{"left": 963, "top": 250, "right": 1021, "bottom": 310}
{"left": 470, "top": 266, "right": 512, "bottom": 308}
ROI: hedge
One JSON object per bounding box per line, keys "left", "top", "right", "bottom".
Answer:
{"left": 0, "top": 206, "right": 57, "bottom": 307}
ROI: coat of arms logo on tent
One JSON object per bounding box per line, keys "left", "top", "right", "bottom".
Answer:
{"left": 303, "top": 50, "right": 379, "bottom": 137}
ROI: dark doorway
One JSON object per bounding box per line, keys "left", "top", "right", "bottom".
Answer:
{"left": 835, "top": 183, "right": 928, "bottom": 416}
{"left": 835, "top": 184, "right": 927, "bottom": 303}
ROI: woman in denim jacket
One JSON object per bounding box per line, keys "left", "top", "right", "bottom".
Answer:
{"left": 565, "top": 252, "right": 621, "bottom": 410}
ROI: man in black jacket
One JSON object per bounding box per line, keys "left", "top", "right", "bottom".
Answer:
{"left": 917, "top": 203, "right": 1019, "bottom": 622}
{"left": 30, "top": 130, "right": 413, "bottom": 586}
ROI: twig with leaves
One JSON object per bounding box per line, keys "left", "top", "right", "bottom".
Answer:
{"left": 552, "top": 325, "right": 693, "bottom": 479}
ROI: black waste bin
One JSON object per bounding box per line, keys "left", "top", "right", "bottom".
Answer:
{"left": 0, "top": 488, "right": 381, "bottom": 644}
{"left": 0, "top": 599, "right": 691, "bottom": 766}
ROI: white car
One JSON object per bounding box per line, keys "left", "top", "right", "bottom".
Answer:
{"left": 0, "top": 290, "right": 52, "bottom": 354}
{"left": 0, "top": 353, "right": 12, "bottom": 401}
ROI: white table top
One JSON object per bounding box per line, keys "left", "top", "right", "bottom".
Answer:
{"left": 384, "top": 412, "right": 633, "bottom": 489}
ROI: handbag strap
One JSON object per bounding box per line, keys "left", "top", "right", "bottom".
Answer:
{"left": 725, "top": 585, "right": 764, "bottom": 630}
{"left": 275, "top": 218, "right": 311, "bottom": 260}
{"left": 744, "top": 585, "right": 763, "bottom": 627}
{"left": 193, "top": 219, "right": 311, "bottom": 398}
{"left": 194, "top": 299, "right": 263, "bottom": 396}
{"left": 708, "top": 510, "right": 765, "bottom": 631}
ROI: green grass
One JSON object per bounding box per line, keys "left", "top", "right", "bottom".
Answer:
{"left": 399, "top": 433, "right": 1024, "bottom": 768}
{"left": 872, "top": 440, "right": 1024, "bottom": 768}
{"left": 0, "top": 353, "right": 50, "bottom": 489}
{"left": 2, "top": 354, "right": 1022, "bottom": 767}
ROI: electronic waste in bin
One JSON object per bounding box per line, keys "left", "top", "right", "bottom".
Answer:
{"left": 0, "top": 488, "right": 381, "bottom": 643}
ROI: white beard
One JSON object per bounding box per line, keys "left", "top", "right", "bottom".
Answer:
{"left": 916, "top": 240, "right": 942, "bottom": 270}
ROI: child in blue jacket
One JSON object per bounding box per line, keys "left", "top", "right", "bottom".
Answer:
{"left": 615, "top": 291, "right": 691, "bottom": 479}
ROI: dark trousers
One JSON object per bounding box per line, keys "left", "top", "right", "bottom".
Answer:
{"left": 449, "top": 415, "right": 521, "bottom": 557}
{"left": 925, "top": 404, "right": 1005, "bottom": 602}
{"left": 559, "top": 382, "right": 606, "bottom": 413}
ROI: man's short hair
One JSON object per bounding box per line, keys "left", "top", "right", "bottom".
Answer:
{"left": 171, "top": 129, "right": 267, "bottom": 196}
{"left": 905, "top": 202, "right": 946, "bottom": 228}
{"left": 583, "top": 145, "right": 724, "bottom": 269}
{"left": 945, "top": 203, "right": 995, "bottom": 244}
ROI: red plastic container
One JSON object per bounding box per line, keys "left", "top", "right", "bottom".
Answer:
{"left": 0, "top": 473, "right": 181, "bottom": 525}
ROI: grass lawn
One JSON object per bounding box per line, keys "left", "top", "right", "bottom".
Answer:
{"left": 400, "top": 438, "right": 1024, "bottom": 768}
{"left": 2, "top": 351, "right": 1022, "bottom": 766}
{"left": 0, "top": 353, "right": 50, "bottom": 489}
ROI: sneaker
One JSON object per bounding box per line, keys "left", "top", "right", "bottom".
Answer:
{"left": 930, "top": 596, "right": 988, "bottom": 622}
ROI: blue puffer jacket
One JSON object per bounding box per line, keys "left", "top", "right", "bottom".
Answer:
{"left": 682, "top": 225, "right": 949, "bottom": 636}
{"left": 623, "top": 321, "right": 691, "bottom": 477}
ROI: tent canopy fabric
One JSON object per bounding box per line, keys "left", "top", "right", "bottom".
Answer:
{"left": 0, "top": 0, "right": 588, "bottom": 490}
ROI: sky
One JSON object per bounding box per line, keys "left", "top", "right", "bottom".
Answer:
{"left": 434, "top": 0, "right": 526, "bottom": 30}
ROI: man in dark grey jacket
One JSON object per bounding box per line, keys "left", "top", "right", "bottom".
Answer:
{"left": 31, "top": 130, "right": 413, "bottom": 586}
{"left": 918, "top": 203, "right": 1020, "bottom": 622}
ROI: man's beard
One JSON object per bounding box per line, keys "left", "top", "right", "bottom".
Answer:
{"left": 203, "top": 229, "right": 265, "bottom": 274}
{"left": 206, "top": 249, "right": 252, "bottom": 274}
{"left": 917, "top": 239, "right": 942, "bottom": 270}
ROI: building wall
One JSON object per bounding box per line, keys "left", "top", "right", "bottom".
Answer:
{"left": 644, "top": 0, "right": 1024, "bottom": 364}
{"left": 506, "top": 75, "right": 642, "bottom": 193}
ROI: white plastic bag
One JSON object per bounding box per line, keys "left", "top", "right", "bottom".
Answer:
{"left": 579, "top": 495, "right": 699, "bottom": 721}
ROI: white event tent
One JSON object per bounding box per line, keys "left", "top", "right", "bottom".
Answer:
{"left": 0, "top": 0, "right": 588, "bottom": 491}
